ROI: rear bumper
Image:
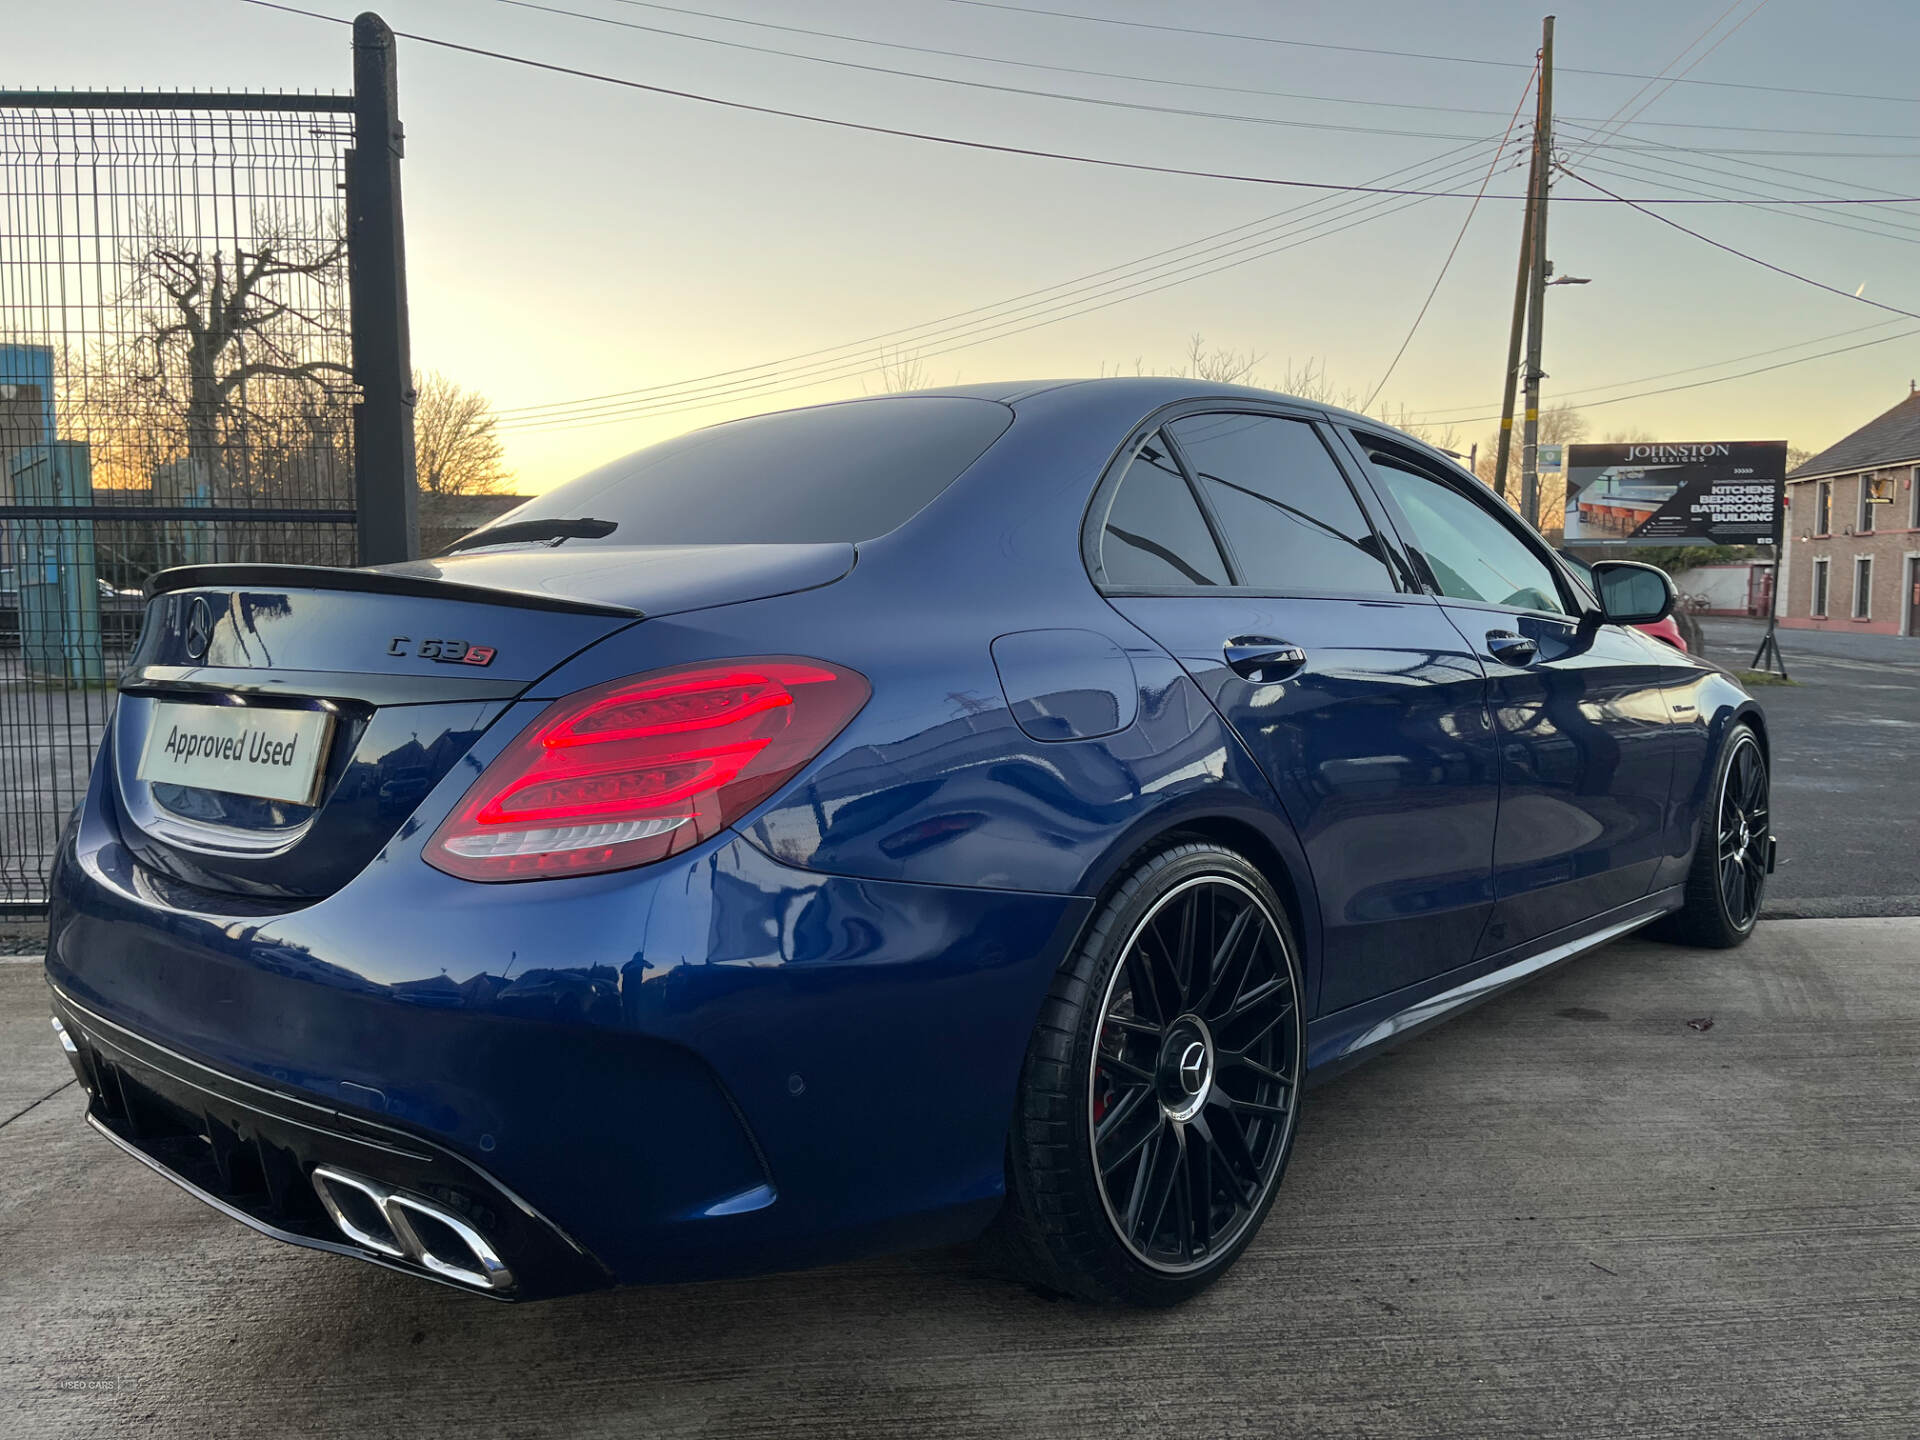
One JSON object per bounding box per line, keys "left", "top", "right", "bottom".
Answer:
{"left": 47, "top": 813, "right": 1088, "bottom": 1293}
{"left": 48, "top": 990, "right": 607, "bottom": 1300}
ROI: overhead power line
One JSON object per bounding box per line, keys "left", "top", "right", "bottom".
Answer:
{"left": 492, "top": 141, "right": 1920, "bottom": 432}
{"left": 1554, "top": 117, "right": 1920, "bottom": 243}
{"left": 490, "top": 110, "right": 1920, "bottom": 427}
{"left": 500, "top": 148, "right": 1528, "bottom": 430}
{"left": 1571, "top": 152, "right": 1920, "bottom": 248}
{"left": 489, "top": 0, "right": 1920, "bottom": 157}
{"left": 1406, "top": 317, "right": 1910, "bottom": 421}
{"left": 1365, "top": 65, "right": 1538, "bottom": 408}
{"left": 477, "top": 0, "right": 1498, "bottom": 142}
{"left": 1564, "top": 0, "right": 1766, "bottom": 164}
{"left": 584, "top": 0, "right": 1920, "bottom": 141}
{"left": 928, "top": 0, "right": 1920, "bottom": 106}
{"left": 237, "top": 3, "right": 1920, "bottom": 205}
{"left": 1560, "top": 166, "right": 1920, "bottom": 322}
{"left": 1417, "top": 321, "right": 1920, "bottom": 427}
{"left": 1559, "top": 121, "right": 1920, "bottom": 222}
{"left": 494, "top": 137, "right": 1507, "bottom": 422}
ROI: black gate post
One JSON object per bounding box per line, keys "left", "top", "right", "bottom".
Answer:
{"left": 347, "top": 11, "right": 419, "bottom": 564}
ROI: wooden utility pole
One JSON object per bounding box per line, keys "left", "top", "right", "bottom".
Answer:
{"left": 1491, "top": 144, "right": 1537, "bottom": 501}
{"left": 1518, "top": 15, "right": 1555, "bottom": 528}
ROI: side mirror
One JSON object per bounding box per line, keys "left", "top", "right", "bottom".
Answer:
{"left": 1589, "top": 560, "right": 1676, "bottom": 626}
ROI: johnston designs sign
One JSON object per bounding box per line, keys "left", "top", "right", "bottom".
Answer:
{"left": 1563, "top": 440, "right": 1786, "bottom": 546}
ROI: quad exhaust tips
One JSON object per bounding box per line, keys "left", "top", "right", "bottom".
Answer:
{"left": 311, "top": 1166, "right": 514, "bottom": 1293}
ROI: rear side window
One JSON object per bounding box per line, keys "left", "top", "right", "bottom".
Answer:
{"left": 471, "top": 397, "right": 1013, "bottom": 547}
{"left": 1096, "top": 433, "right": 1231, "bottom": 588}
{"left": 1165, "top": 414, "right": 1397, "bottom": 595}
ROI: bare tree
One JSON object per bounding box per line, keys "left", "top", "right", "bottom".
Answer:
{"left": 87, "top": 220, "right": 356, "bottom": 566}
{"left": 867, "top": 347, "right": 930, "bottom": 394}
{"left": 1541, "top": 403, "right": 1590, "bottom": 447}
{"left": 1274, "top": 357, "right": 1362, "bottom": 410}
{"left": 124, "top": 226, "right": 351, "bottom": 503}
{"left": 1472, "top": 401, "right": 1589, "bottom": 511}
{"left": 1181, "top": 333, "right": 1264, "bottom": 385}
{"left": 413, "top": 369, "right": 511, "bottom": 497}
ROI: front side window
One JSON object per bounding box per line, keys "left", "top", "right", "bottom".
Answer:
{"left": 1164, "top": 414, "right": 1397, "bottom": 594}
{"left": 1096, "top": 432, "right": 1231, "bottom": 588}
{"left": 1355, "top": 443, "right": 1568, "bottom": 616}
{"left": 1816, "top": 481, "right": 1832, "bottom": 536}
{"left": 1811, "top": 558, "right": 1830, "bottom": 617}
{"left": 1859, "top": 475, "right": 1877, "bottom": 534}
{"left": 1854, "top": 556, "right": 1873, "bottom": 618}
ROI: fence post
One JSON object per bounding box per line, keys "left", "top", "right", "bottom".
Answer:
{"left": 347, "top": 11, "right": 419, "bottom": 564}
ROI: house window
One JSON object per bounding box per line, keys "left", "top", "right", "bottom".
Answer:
{"left": 1861, "top": 473, "right": 1898, "bottom": 532}
{"left": 1911, "top": 466, "right": 1920, "bottom": 529}
{"left": 1812, "top": 558, "right": 1829, "bottom": 617}
{"left": 1815, "top": 480, "right": 1832, "bottom": 535}
{"left": 1854, "top": 556, "right": 1873, "bottom": 619}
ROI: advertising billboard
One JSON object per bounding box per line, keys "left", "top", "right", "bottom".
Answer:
{"left": 1562, "top": 441, "right": 1786, "bottom": 546}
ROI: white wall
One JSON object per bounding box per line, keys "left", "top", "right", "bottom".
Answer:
{"left": 1671, "top": 564, "right": 1755, "bottom": 613}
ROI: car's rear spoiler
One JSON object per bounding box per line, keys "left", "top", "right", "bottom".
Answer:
{"left": 144, "top": 564, "right": 643, "bottom": 619}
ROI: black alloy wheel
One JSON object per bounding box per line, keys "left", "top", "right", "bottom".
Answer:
{"left": 1657, "top": 722, "right": 1769, "bottom": 948}
{"left": 1717, "top": 732, "right": 1770, "bottom": 932}
{"left": 1089, "top": 875, "right": 1299, "bottom": 1272}
{"left": 999, "top": 843, "right": 1305, "bottom": 1305}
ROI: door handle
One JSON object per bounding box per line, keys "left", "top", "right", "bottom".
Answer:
{"left": 1485, "top": 629, "right": 1539, "bottom": 665}
{"left": 1223, "top": 636, "right": 1308, "bottom": 682}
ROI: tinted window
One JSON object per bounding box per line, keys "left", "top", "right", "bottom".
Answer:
{"left": 1557, "top": 550, "right": 1599, "bottom": 605}
{"left": 1098, "top": 433, "right": 1230, "bottom": 587}
{"left": 1360, "top": 449, "right": 1568, "bottom": 615}
{"left": 461, "top": 397, "right": 1013, "bottom": 548}
{"left": 1167, "top": 414, "right": 1396, "bottom": 594}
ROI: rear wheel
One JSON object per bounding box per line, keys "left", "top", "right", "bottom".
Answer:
{"left": 998, "top": 842, "right": 1304, "bottom": 1305}
{"left": 1655, "top": 723, "right": 1769, "bottom": 948}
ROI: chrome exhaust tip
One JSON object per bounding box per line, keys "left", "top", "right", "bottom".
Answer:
{"left": 311, "top": 1166, "right": 514, "bottom": 1292}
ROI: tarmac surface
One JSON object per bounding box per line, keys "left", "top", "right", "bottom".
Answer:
{"left": 5, "top": 915, "right": 1918, "bottom": 1439}
{"left": 1697, "top": 618, "right": 1920, "bottom": 918}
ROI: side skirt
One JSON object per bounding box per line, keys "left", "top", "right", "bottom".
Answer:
{"left": 1305, "top": 886, "right": 1685, "bottom": 1081}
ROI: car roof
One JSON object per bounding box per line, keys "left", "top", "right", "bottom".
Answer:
{"left": 894, "top": 376, "right": 1342, "bottom": 411}
{"left": 884, "top": 379, "right": 1450, "bottom": 448}
{"left": 685, "top": 379, "right": 1473, "bottom": 477}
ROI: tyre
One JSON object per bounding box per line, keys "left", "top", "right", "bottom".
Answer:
{"left": 998, "top": 841, "right": 1305, "bottom": 1305}
{"left": 1654, "top": 722, "right": 1770, "bottom": 948}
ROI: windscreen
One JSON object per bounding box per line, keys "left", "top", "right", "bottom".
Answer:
{"left": 469, "top": 397, "right": 1014, "bottom": 548}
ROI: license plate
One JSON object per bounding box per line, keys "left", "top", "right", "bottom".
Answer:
{"left": 137, "top": 701, "right": 334, "bottom": 806}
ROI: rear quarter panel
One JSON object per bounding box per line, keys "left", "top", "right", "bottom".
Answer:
{"left": 516, "top": 386, "right": 1329, "bottom": 994}
{"left": 1653, "top": 657, "right": 1765, "bottom": 888}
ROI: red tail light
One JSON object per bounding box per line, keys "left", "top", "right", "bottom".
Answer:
{"left": 425, "top": 657, "right": 868, "bottom": 881}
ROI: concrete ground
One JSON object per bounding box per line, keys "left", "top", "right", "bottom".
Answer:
{"left": 1697, "top": 618, "right": 1920, "bottom": 918}
{"left": 5, "top": 916, "right": 1918, "bottom": 1439}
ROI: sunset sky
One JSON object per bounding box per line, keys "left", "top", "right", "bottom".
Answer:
{"left": 11, "top": 0, "right": 1920, "bottom": 492}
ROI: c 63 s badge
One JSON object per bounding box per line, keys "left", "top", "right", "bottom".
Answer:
{"left": 387, "top": 636, "right": 498, "bottom": 667}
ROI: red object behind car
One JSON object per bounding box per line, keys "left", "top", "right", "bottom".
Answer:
{"left": 1636, "top": 614, "right": 1687, "bottom": 651}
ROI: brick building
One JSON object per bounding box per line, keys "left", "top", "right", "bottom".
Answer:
{"left": 1781, "top": 388, "right": 1920, "bottom": 637}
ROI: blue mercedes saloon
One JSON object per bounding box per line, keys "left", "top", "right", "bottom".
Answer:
{"left": 46, "top": 379, "right": 1772, "bottom": 1305}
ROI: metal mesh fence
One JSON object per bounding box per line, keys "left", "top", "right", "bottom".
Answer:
{"left": 0, "top": 96, "right": 358, "bottom": 906}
